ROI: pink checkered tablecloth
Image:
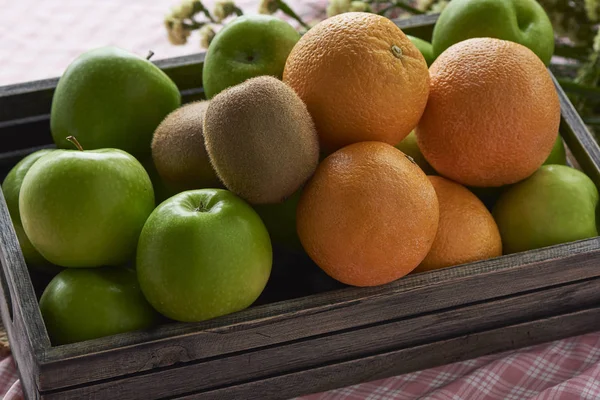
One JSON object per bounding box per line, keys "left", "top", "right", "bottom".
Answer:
{"left": 2, "top": 331, "right": 600, "bottom": 399}
{"left": 2, "top": 0, "right": 600, "bottom": 399}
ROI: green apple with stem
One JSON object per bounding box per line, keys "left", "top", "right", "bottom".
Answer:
{"left": 432, "top": 0, "right": 555, "bottom": 65}
{"left": 202, "top": 15, "right": 300, "bottom": 99}
{"left": 39, "top": 267, "right": 160, "bottom": 345}
{"left": 136, "top": 189, "right": 272, "bottom": 322}
{"left": 51, "top": 46, "right": 181, "bottom": 159}
{"left": 19, "top": 136, "right": 155, "bottom": 268}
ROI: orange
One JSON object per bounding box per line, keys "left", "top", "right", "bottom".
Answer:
{"left": 296, "top": 142, "right": 439, "bottom": 287}
{"left": 416, "top": 38, "right": 560, "bottom": 188}
{"left": 414, "top": 176, "right": 502, "bottom": 273}
{"left": 283, "top": 12, "right": 430, "bottom": 154}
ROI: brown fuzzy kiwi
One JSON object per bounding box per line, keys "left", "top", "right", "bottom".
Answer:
{"left": 151, "top": 101, "right": 221, "bottom": 191}
{"left": 203, "top": 76, "right": 319, "bottom": 205}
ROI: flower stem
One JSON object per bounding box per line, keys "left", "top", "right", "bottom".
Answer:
{"left": 233, "top": 6, "right": 244, "bottom": 16}
{"left": 276, "top": 0, "right": 310, "bottom": 30}
{"left": 195, "top": 1, "right": 216, "bottom": 23}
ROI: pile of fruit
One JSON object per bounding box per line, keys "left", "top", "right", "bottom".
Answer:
{"left": 2, "top": 0, "right": 599, "bottom": 346}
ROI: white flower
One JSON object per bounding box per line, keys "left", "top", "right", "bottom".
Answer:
{"left": 199, "top": 25, "right": 216, "bottom": 48}
{"left": 326, "top": 0, "right": 351, "bottom": 17}
{"left": 259, "top": 0, "right": 278, "bottom": 15}
{"left": 171, "top": 0, "right": 197, "bottom": 19}
{"left": 167, "top": 19, "right": 191, "bottom": 45}
{"left": 214, "top": 0, "right": 237, "bottom": 22}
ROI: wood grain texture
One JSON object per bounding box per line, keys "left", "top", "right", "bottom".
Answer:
{"left": 173, "top": 306, "right": 600, "bottom": 400}
{"left": 553, "top": 75, "right": 600, "bottom": 188}
{"left": 0, "top": 189, "right": 50, "bottom": 400}
{"left": 39, "top": 277, "right": 600, "bottom": 399}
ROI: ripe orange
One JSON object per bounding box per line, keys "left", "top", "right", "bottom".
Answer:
{"left": 416, "top": 38, "right": 560, "bottom": 187}
{"left": 296, "top": 142, "right": 439, "bottom": 287}
{"left": 283, "top": 12, "right": 430, "bottom": 154}
{"left": 414, "top": 176, "right": 502, "bottom": 273}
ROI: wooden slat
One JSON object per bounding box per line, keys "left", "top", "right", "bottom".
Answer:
{"left": 553, "top": 75, "right": 600, "bottom": 188}
{"left": 0, "top": 189, "right": 50, "bottom": 400}
{"left": 175, "top": 306, "right": 600, "bottom": 400}
{"left": 39, "top": 277, "right": 600, "bottom": 399}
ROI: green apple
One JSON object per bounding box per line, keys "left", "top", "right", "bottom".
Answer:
{"left": 19, "top": 138, "right": 155, "bottom": 268}
{"left": 202, "top": 15, "right": 300, "bottom": 99}
{"left": 51, "top": 46, "right": 181, "bottom": 159}
{"left": 492, "top": 165, "right": 598, "bottom": 254}
{"left": 2, "top": 149, "right": 64, "bottom": 276}
{"left": 406, "top": 35, "right": 435, "bottom": 66}
{"left": 39, "top": 267, "right": 160, "bottom": 345}
{"left": 543, "top": 136, "right": 568, "bottom": 166}
{"left": 136, "top": 189, "right": 272, "bottom": 322}
{"left": 395, "top": 131, "right": 436, "bottom": 175}
{"left": 432, "top": 0, "right": 555, "bottom": 65}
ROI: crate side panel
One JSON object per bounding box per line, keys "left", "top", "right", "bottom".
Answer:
{"left": 40, "top": 276, "right": 600, "bottom": 398}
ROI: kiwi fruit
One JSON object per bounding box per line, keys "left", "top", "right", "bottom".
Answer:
{"left": 203, "top": 76, "right": 319, "bottom": 205}
{"left": 151, "top": 101, "right": 221, "bottom": 191}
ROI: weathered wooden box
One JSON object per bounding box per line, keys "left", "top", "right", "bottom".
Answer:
{"left": 2, "top": 14, "right": 600, "bottom": 400}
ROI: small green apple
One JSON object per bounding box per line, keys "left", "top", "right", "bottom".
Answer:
{"left": 51, "top": 46, "right": 181, "bottom": 159}
{"left": 39, "top": 267, "right": 160, "bottom": 345}
{"left": 432, "top": 0, "right": 555, "bottom": 65}
{"left": 202, "top": 15, "right": 300, "bottom": 99}
{"left": 492, "top": 165, "right": 599, "bottom": 254}
{"left": 19, "top": 137, "right": 155, "bottom": 268}
{"left": 136, "top": 189, "right": 272, "bottom": 322}
{"left": 2, "top": 149, "right": 63, "bottom": 275}
{"left": 406, "top": 35, "right": 435, "bottom": 67}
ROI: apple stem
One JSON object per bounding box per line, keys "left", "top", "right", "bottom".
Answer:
{"left": 194, "top": 201, "right": 208, "bottom": 212}
{"left": 66, "top": 136, "right": 84, "bottom": 151}
{"left": 146, "top": 50, "right": 154, "bottom": 60}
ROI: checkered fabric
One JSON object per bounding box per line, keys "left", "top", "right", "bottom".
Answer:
{"left": 0, "top": 357, "right": 22, "bottom": 400}
{"left": 298, "top": 331, "right": 600, "bottom": 400}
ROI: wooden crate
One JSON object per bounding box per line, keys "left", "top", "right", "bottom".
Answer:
{"left": 2, "top": 14, "right": 600, "bottom": 400}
